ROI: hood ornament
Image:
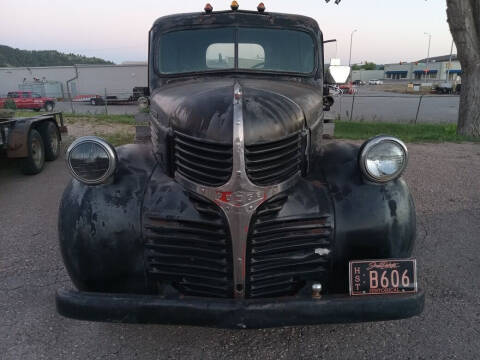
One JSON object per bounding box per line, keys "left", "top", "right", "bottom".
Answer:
{"left": 176, "top": 81, "right": 299, "bottom": 298}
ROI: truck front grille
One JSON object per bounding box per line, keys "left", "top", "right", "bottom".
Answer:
{"left": 173, "top": 131, "right": 232, "bottom": 187}
{"left": 245, "top": 132, "right": 303, "bottom": 186}
{"left": 144, "top": 193, "right": 234, "bottom": 298}
{"left": 246, "top": 194, "right": 333, "bottom": 298}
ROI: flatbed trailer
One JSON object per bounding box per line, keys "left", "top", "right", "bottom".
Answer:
{"left": 0, "top": 111, "right": 66, "bottom": 174}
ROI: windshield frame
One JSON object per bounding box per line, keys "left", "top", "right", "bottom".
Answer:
{"left": 154, "top": 25, "right": 319, "bottom": 78}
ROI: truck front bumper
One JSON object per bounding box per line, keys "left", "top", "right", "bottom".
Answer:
{"left": 56, "top": 288, "right": 424, "bottom": 328}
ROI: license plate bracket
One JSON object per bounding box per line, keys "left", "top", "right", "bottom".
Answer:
{"left": 349, "top": 259, "right": 417, "bottom": 296}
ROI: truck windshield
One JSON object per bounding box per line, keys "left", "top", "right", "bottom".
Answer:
{"left": 157, "top": 27, "right": 315, "bottom": 75}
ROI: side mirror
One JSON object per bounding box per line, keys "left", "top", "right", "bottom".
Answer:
{"left": 323, "top": 95, "right": 334, "bottom": 111}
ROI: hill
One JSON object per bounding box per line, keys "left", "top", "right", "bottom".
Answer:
{"left": 0, "top": 45, "right": 114, "bottom": 67}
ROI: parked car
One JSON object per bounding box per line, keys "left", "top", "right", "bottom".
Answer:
{"left": 368, "top": 79, "right": 384, "bottom": 85}
{"left": 0, "top": 91, "right": 55, "bottom": 112}
{"left": 339, "top": 83, "right": 357, "bottom": 94}
{"left": 0, "top": 110, "right": 64, "bottom": 174}
{"left": 432, "top": 83, "right": 453, "bottom": 94}
{"left": 352, "top": 80, "right": 366, "bottom": 86}
{"left": 56, "top": 3, "right": 424, "bottom": 328}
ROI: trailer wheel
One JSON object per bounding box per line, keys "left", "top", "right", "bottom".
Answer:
{"left": 45, "top": 102, "right": 55, "bottom": 112}
{"left": 21, "top": 129, "right": 45, "bottom": 174}
{"left": 39, "top": 121, "right": 60, "bottom": 161}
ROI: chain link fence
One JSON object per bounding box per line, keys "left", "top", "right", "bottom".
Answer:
{"left": 329, "top": 93, "right": 460, "bottom": 124}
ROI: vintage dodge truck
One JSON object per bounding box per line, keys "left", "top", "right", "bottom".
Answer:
{"left": 56, "top": 3, "right": 424, "bottom": 328}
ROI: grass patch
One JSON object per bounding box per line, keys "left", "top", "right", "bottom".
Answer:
{"left": 14, "top": 110, "right": 136, "bottom": 125}
{"left": 98, "top": 132, "right": 135, "bottom": 146}
{"left": 334, "top": 121, "right": 479, "bottom": 143}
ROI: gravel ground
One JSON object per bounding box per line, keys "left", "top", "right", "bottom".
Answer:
{"left": 0, "top": 141, "right": 479, "bottom": 359}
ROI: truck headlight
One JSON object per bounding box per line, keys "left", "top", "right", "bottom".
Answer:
{"left": 66, "top": 136, "right": 117, "bottom": 185}
{"left": 359, "top": 136, "right": 408, "bottom": 183}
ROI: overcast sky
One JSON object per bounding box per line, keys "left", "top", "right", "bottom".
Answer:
{"left": 0, "top": 0, "right": 454, "bottom": 65}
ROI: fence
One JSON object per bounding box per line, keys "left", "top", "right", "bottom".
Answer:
{"left": 330, "top": 93, "right": 460, "bottom": 124}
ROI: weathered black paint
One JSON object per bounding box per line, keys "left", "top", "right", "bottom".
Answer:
{"left": 56, "top": 288, "right": 425, "bottom": 329}
{"left": 59, "top": 142, "right": 416, "bottom": 296}
{"left": 57, "top": 9, "right": 421, "bottom": 326}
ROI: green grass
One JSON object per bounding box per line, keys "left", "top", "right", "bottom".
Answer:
{"left": 334, "top": 121, "right": 479, "bottom": 143}
{"left": 99, "top": 132, "right": 136, "bottom": 146}
{"left": 14, "top": 110, "right": 136, "bottom": 125}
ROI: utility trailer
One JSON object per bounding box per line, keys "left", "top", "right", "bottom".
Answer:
{"left": 0, "top": 110, "right": 65, "bottom": 174}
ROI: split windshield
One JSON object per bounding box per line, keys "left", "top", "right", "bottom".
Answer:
{"left": 157, "top": 27, "right": 316, "bottom": 75}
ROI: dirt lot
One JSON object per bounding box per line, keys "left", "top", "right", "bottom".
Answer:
{"left": 0, "top": 141, "right": 479, "bottom": 359}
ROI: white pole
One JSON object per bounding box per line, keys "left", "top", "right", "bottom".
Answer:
{"left": 424, "top": 32, "right": 431, "bottom": 82}
{"left": 348, "top": 29, "right": 357, "bottom": 67}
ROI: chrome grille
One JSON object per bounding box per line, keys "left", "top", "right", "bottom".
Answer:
{"left": 144, "top": 193, "right": 234, "bottom": 298}
{"left": 246, "top": 194, "right": 333, "bottom": 298}
{"left": 245, "top": 132, "right": 303, "bottom": 186}
{"left": 173, "top": 131, "right": 232, "bottom": 187}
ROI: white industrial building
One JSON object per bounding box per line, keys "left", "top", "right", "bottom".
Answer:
{"left": 352, "top": 54, "right": 462, "bottom": 83}
{"left": 0, "top": 63, "right": 148, "bottom": 98}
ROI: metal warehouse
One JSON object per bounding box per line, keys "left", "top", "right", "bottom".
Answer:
{"left": 0, "top": 63, "right": 148, "bottom": 99}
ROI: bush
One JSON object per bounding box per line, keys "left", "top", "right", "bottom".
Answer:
{"left": 3, "top": 98, "right": 17, "bottom": 110}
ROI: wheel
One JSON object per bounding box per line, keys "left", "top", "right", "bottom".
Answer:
{"left": 90, "top": 98, "right": 97, "bottom": 106}
{"left": 45, "top": 102, "right": 54, "bottom": 112}
{"left": 21, "top": 129, "right": 45, "bottom": 174}
{"left": 39, "top": 121, "right": 60, "bottom": 161}
{"left": 33, "top": 108, "right": 41, "bottom": 112}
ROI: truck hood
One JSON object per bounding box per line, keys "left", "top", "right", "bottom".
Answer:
{"left": 150, "top": 78, "right": 323, "bottom": 145}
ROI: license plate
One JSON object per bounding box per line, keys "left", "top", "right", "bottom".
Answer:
{"left": 349, "top": 259, "right": 417, "bottom": 296}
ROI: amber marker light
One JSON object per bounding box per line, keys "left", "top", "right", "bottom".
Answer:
{"left": 257, "top": 2, "right": 265, "bottom": 12}
{"left": 204, "top": 3, "right": 213, "bottom": 13}
{"left": 231, "top": 1, "right": 239, "bottom": 10}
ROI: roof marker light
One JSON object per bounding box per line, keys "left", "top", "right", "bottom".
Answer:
{"left": 231, "top": 1, "right": 239, "bottom": 10}
{"left": 257, "top": 2, "right": 265, "bottom": 12}
{"left": 204, "top": 3, "right": 213, "bottom": 13}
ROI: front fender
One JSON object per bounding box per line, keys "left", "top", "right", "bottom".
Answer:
{"left": 314, "top": 142, "right": 416, "bottom": 292}
{"left": 58, "top": 144, "right": 156, "bottom": 293}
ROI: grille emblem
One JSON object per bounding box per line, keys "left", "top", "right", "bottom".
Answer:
{"left": 175, "top": 82, "right": 299, "bottom": 298}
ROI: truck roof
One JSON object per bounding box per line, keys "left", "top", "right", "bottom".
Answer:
{"left": 151, "top": 9, "right": 321, "bottom": 35}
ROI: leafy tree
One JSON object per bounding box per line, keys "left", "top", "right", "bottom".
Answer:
{"left": 329, "top": 0, "right": 480, "bottom": 136}
{"left": 0, "top": 45, "right": 114, "bottom": 67}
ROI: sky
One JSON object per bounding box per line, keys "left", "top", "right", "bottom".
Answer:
{"left": 0, "top": 0, "right": 455, "bottom": 65}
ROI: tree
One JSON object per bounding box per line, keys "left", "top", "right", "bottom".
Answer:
{"left": 328, "top": 0, "right": 480, "bottom": 137}
{"left": 446, "top": 1, "right": 480, "bottom": 136}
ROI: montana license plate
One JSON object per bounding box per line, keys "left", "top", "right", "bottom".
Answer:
{"left": 349, "top": 259, "right": 417, "bottom": 296}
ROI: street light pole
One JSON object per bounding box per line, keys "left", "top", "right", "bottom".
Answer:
{"left": 348, "top": 29, "right": 357, "bottom": 67}
{"left": 424, "top": 32, "right": 431, "bottom": 82}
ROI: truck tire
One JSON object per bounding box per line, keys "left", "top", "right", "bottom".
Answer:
{"left": 39, "top": 121, "right": 60, "bottom": 161}
{"left": 21, "top": 129, "right": 45, "bottom": 174}
{"left": 90, "top": 98, "right": 97, "bottom": 106}
{"left": 45, "top": 102, "right": 55, "bottom": 112}
{"left": 33, "top": 108, "right": 41, "bottom": 112}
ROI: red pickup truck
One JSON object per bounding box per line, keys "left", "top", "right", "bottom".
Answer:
{"left": 0, "top": 91, "right": 55, "bottom": 112}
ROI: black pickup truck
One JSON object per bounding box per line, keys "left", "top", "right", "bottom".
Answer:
{"left": 56, "top": 3, "right": 424, "bottom": 328}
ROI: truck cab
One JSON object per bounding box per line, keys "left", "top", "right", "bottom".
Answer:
{"left": 57, "top": 3, "right": 424, "bottom": 328}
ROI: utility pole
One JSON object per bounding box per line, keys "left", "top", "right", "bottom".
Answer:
{"left": 348, "top": 29, "right": 357, "bottom": 67}
{"left": 424, "top": 32, "right": 431, "bottom": 82}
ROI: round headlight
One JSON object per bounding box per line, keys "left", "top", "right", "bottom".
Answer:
{"left": 359, "top": 136, "right": 408, "bottom": 183}
{"left": 66, "top": 136, "right": 117, "bottom": 185}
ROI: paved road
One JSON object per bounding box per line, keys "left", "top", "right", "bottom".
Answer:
{"left": 1, "top": 142, "right": 479, "bottom": 359}
{"left": 54, "top": 87, "right": 460, "bottom": 124}
{"left": 330, "top": 87, "right": 460, "bottom": 123}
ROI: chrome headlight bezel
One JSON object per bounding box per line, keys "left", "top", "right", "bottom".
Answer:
{"left": 66, "top": 136, "right": 117, "bottom": 185}
{"left": 359, "top": 136, "right": 408, "bottom": 183}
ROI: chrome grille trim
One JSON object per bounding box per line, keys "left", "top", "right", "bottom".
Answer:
{"left": 175, "top": 82, "right": 300, "bottom": 298}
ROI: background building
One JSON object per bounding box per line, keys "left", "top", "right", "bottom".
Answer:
{"left": 0, "top": 63, "right": 148, "bottom": 98}
{"left": 384, "top": 54, "right": 461, "bottom": 82}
